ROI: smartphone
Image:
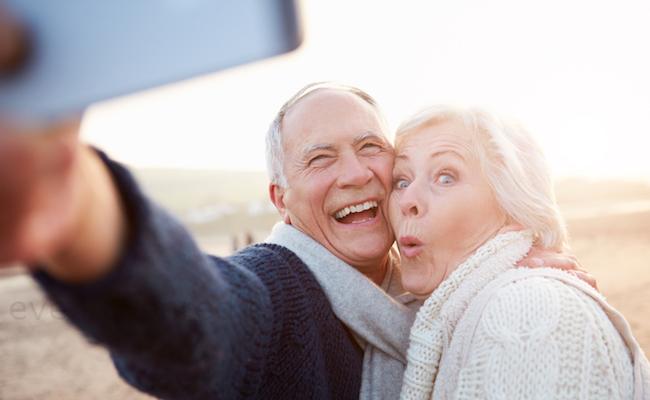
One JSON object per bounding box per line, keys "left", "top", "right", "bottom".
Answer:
{"left": 0, "top": 0, "right": 302, "bottom": 120}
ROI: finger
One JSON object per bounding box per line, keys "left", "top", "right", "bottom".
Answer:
{"left": 558, "top": 251, "right": 583, "bottom": 269}
{"left": 523, "top": 247, "right": 553, "bottom": 262}
{"left": 571, "top": 270, "right": 599, "bottom": 291}
{"left": 20, "top": 116, "right": 82, "bottom": 138}
{"left": 518, "top": 256, "right": 544, "bottom": 267}
{"left": 548, "top": 257, "right": 579, "bottom": 271}
{"left": 0, "top": 6, "right": 30, "bottom": 74}
{"left": 1, "top": 118, "right": 82, "bottom": 176}
{"left": 519, "top": 256, "right": 579, "bottom": 270}
{"left": 518, "top": 253, "right": 574, "bottom": 268}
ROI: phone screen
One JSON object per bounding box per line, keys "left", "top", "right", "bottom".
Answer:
{"left": 0, "top": 0, "right": 302, "bottom": 120}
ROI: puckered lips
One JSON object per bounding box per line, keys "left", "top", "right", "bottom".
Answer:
{"left": 398, "top": 235, "right": 424, "bottom": 258}
{"left": 333, "top": 200, "right": 379, "bottom": 225}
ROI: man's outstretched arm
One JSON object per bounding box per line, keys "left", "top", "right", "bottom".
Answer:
{"left": 0, "top": 119, "right": 125, "bottom": 283}
{"left": 1, "top": 123, "right": 273, "bottom": 399}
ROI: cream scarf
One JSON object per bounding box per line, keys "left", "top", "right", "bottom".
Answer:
{"left": 401, "top": 231, "right": 533, "bottom": 399}
{"left": 400, "top": 230, "right": 650, "bottom": 400}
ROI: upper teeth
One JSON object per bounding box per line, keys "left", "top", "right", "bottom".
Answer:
{"left": 335, "top": 201, "right": 378, "bottom": 220}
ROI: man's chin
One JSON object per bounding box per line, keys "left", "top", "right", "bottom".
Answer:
{"left": 334, "top": 235, "right": 392, "bottom": 262}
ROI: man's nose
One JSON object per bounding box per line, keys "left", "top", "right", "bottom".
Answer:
{"left": 399, "top": 182, "right": 425, "bottom": 217}
{"left": 336, "top": 153, "right": 373, "bottom": 188}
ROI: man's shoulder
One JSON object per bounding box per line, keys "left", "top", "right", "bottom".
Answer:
{"left": 219, "top": 243, "right": 323, "bottom": 291}
{"left": 227, "top": 243, "right": 303, "bottom": 268}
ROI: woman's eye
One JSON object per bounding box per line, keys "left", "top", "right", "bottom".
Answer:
{"left": 394, "top": 179, "right": 410, "bottom": 189}
{"left": 436, "top": 173, "right": 455, "bottom": 185}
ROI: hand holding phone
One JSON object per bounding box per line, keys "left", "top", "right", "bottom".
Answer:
{"left": 0, "top": 7, "right": 30, "bottom": 75}
{"left": 0, "top": 117, "right": 80, "bottom": 263}
{"left": 0, "top": 0, "right": 301, "bottom": 121}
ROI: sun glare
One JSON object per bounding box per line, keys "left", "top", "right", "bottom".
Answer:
{"left": 82, "top": 0, "right": 650, "bottom": 180}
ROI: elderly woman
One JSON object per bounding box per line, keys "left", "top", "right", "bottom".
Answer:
{"left": 388, "top": 106, "right": 650, "bottom": 399}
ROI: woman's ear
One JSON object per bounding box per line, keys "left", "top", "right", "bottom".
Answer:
{"left": 269, "top": 184, "right": 291, "bottom": 224}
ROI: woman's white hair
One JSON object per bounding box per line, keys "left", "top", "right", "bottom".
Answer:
{"left": 396, "top": 105, "right": 568, "bottom": 250}
{"left": 265, "top": 82, "right": 387, "bottom": 188}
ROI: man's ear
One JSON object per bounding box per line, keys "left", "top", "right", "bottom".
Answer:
{"left": 269, "top": 183, "right": 291, "bottom": 224}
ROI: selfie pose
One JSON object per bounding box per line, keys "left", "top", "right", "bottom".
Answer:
{"left": 0, "top": 82, "right": 596, "bottom": 399}
{"left": 386, "top": 106, "right": 650, "bottom": 399}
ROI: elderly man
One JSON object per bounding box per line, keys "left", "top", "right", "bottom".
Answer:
{"left": 0, "top": 82, "right": 586, "bottom": 399}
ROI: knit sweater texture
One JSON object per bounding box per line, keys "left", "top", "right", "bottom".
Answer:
{"left": 33, "top": 153, "right": 363, "bottom": 400}
{"left": 266, "top": 222, "right": 422, "bottom": 399}
{"left": 400, "top": 231, "right": 649, "bottom": 400}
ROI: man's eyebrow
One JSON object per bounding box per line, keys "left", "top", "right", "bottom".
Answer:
{"left": 301, "top": 143, "right": 335, "bottom": 157}
{"left": 300, "top": 131, "right": 386, "bottom": 157}
{"left": 353, "top": 131, "right": 386, "bottom": 146}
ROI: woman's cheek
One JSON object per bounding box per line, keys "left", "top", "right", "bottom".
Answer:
{"left": 387, "top": 192, "right": 401, "bottom": 231}
{"left": 430, "top": 192, "right": 468, "bottom": 236}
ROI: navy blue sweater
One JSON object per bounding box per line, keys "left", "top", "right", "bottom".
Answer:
{"left": 33, "top": 154, "right": 363, "bottom": 399}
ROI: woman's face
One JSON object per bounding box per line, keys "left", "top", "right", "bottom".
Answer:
{"left": 388, "top": 119, "right": 508, "bottom": 297}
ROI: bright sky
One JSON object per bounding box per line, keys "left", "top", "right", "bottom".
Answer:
{"left": 82, "top": 0, "right": 650, "bottom": 180}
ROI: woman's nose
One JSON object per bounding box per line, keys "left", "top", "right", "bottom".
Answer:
{"left": 399, "top": 184, "right": 424, "bottom": 217}
{"left": 336, "top": 154, "right": 373, "bottom": 188}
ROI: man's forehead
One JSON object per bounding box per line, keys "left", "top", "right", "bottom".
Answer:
{"left": 281, "top": 89, "right": 385, "bottom": 144}
{"left": 283, "top": 90, "right": 380, "bottom": 131}
{"left": 287, "top": 87, "right": 369, "bottom": 113}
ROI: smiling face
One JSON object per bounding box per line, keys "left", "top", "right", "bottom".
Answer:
{"left": 269, "top": 89, "right": 395, "bottom": 278}
{"left": 388, "top": 118, "right": 508, "bottom": 297}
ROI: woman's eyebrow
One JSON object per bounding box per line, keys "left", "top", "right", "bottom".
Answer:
{"left": 395, "top": 149, "right": 465, "bottom": 162}
{"left": 430, "top": 149, "right": 466, "bottom": 162}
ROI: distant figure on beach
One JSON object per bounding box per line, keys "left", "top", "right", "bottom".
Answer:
{"left": 244, "top": 231, "right": 254, "bottom": 246}
{"left": 230, "top": 235, "right": 239, "bottom": 253}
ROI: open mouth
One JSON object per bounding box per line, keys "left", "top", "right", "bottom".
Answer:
{"left": 334, "top": 200, "right": 379, "bottom": 224}
{"left": 398, "top": 236, "right": 424, "bottom": 258}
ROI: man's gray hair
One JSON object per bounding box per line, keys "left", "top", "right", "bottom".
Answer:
{"left": 396, "top": 105, "right": 568, "bottom": 250}
{"left": 265, "top": 82, "right": 384, "bottom": 188}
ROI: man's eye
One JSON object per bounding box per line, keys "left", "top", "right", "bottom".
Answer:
{"left": 360, "top": 142, "right": 382, "bottom": 153}
{"left": 394, "top": 179, "right": 410, "bottom": 189}
{"left": 308, "top": 155, "right": 330, "bottom": 165}
{"left": 436, "top": 173, "right": 455, "bottom": 185}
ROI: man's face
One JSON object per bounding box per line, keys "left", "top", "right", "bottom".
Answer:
{"left": 271, "top": 90, "right": 395, "bottom": 272}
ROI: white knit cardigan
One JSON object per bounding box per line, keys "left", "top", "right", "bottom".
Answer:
{"left": 400, "top": 231, "right": 650, "bottom": 400}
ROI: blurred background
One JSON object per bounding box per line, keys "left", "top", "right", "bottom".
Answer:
{"left": 1, "top": 0, "right": 649, "bottom": 398}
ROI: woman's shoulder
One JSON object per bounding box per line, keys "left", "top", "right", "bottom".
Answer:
{"left": 471, "top": 269, "right": 633, "bottom": 372}
{"left": 483, "top": 266, "right": 605, "bottom": 306}
{"left": 444, "top": 270, "right": 636, "bottom": 400}
{"left": 480, "top": 269, "right": 610, "bottom": 332}
{"left": 475, "top": 273, "right": 577, "bottom": 339}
